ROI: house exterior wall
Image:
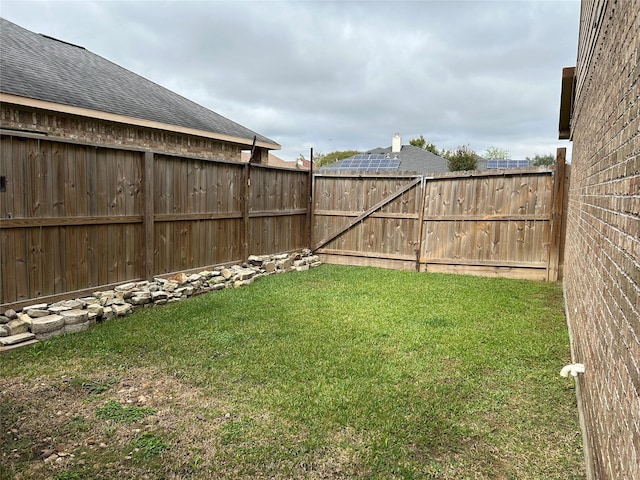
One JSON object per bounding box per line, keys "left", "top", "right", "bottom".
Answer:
{"left": 0, "top": 104, "right": 244, "bottom": 161}
{"left": 564, "top": 1, "right": 639, "bottom": 478}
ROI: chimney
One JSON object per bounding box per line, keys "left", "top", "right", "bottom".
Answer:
{"left": 391, "top": 133, "right": 402, "bottom": 153}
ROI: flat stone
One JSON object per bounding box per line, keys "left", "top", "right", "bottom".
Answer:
{"left": 130, "top": 292, "right": 152, "bottom": 305}
{"left": 0, "top": 332, "right": 36, "bottom": 346}
{"left": 61, "top": 309, "right": 89, "bottom": 326}
{"left": 48, "top": 306, "right": 72, "bottom": 314}
{"left": 112, "top": 304, "right": 132, "bottom": 316}
{"left": 247, "top": 255, "right": 264, "bottom": 266}
{"left": 60, "top": 299, "right": 85, "bottom": 309}
{"left": 0, "top": 325, "right": 8, "bottom": 337}
{"left": 94, "top": 291, "right": 115, "bottom": 300}
{"left": 3, "top": 309, "right": 18, "bottom": 320}
{"left": 25, "top": 308, "right": 50, "bottom": 318}
{"left": 0, "top": 315, "right": 10, "bottom": 324}
{"left": 151, "top": 291, "right": 168, "bottom": 301}
{"left": 64, "top": 321, "right": 91, "bottom": 334}
{"left": 294, "top": 265, "right": 310, "bottom": 271}
{"left": 30, "top": 315, "right": 65, "bottom": 334}
{"left": 167, "top": 273, "right": 188, "bottom": 284}
{"left": 102, "top": 307, "right": 114, "bottom": 319}
{"left": 105, "top": 297, "right": 126, "bottom": 306}
{"left": 115, "top": 282, "right": 137, "bottom": 292}
{"left": 22, "top": 303, "right": 48, "bottom": 312}
{"left": 86, "top": 304, "right": 104, "bottom": 317}
{"left": 236, "top": 268, "right": 256, "bottom": 281}
{"left": 212, "top": 283, "right": 226, "bottom": 290}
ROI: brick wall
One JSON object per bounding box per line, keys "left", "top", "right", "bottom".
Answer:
{"left": 564, "top": 1, "right": 640, "bottom": 478}
{"left": 0, "top": 104, "right": 245, "bottom": 161}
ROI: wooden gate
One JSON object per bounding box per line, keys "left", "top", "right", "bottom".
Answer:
{"left": 312, "top": 150, "right": 566, "bottom": 281}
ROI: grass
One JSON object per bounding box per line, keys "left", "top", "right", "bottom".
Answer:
{"left": 0, "top": 265, "right": 585, "bottom": 479}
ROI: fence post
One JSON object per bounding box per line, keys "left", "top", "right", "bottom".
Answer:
{"left": 143, "top": 151, "right": 154, "bottom": 281}
{"left": 308, "top": 147, "right": 314, "bottom": 249}
{"left": 547, "top": 147, "right": 566, "bottom": 282}
{"left": 242, "top": 163, "right": 250, "bottom": 261}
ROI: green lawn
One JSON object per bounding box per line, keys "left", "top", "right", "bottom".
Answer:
{"left": 0, "top": 265, "right": 585, "bottom": 479}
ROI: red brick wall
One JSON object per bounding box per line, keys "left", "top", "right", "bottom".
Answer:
{"left": 565, "top": 1, "right": 640, "bottom": 478}
{"left": 0, "top": 104, "right": 244, "bottom": 161}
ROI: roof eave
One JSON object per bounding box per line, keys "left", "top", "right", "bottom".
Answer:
{"left": 0, "top": 93, "right": 281, "bottom": 150}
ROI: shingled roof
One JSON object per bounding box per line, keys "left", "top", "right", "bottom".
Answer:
{"left": 0, "top": 18, "right": 279, "bottom": 149}
{"left": 319, "top": 144, "right": 449, "bottom": 174}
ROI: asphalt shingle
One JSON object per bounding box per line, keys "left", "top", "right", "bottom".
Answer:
{"left": 0, "top": 18, "right": 278, "bottom": 147}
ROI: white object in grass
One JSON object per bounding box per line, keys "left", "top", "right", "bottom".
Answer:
{"left": 560, "top": 363, "right": 585, "bottom": 377}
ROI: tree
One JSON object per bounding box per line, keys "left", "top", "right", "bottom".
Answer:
{"left": 527, "top": 153, "right": 555, "bottom": 166}
{"left": 483, "top": 146, "right": 510, "bottom": 160}
{"left": 447, "top": 145, "right": 478, "bottom": 172}
{"left": 409, "top": 135, "right": 440, "bottom": 155}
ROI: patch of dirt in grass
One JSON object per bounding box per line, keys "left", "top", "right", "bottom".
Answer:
{"left": 0, "top": 367, "right": 237, "bottom": 480}
{"left": 293, "top": 426, "right": 372, "bottom": 479}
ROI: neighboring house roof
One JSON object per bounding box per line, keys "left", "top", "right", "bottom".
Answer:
{"left": 0, "top": 18, "right": 279, "bottom": 150}
{"left": 239, "top": 152, "right": 310, "bottom": 170}
{"left": 319, "top": 144, "right": 449, "bottom": 174}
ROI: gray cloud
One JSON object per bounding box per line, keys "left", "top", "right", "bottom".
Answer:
{"left": 1, "top": 0, "right": 579, "bottom": 160}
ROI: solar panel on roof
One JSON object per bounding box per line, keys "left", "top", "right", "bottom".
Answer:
{"left": 487, "top": 159, "right": 531, "bottom": 169}
{"left": 322, "top": 154, "right": 401, "bottom": 172}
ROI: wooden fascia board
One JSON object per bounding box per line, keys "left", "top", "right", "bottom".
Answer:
{"left": 558, "top": 66, "right": 575, "bottom": 140}
{"left": 0, "top": 93, "right": 281, "bottom": 150}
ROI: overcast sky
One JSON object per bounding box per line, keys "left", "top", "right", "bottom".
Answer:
{"left": 1, "top": 0, "right": 579, "bottom": 162}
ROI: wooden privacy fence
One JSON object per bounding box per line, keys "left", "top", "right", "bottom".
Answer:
{"left": 312, "top": 149, "right": 567, "bottom": 281}
{"left": 0, "top": 132, "right": 310, "bottom": 307}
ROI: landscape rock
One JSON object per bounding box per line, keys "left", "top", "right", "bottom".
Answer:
{"left": 0, "top": 332, "right": 36, "bottom": 346}
{"left": 221, "top": 268, "right": 233, "bottom": 280}
{"left": 114, "top": 282, "right": 137, "bottom": 292}
{"left": 61, "top": 310, "right": 89, "bottom": 326}
{"left": 167, "top": 273, "right": 188, "bottom": 284}
{"left": 48, "top": 306, "right": 72, "bottom": 314}
{"left": 25, "top": 308, "right": 50, "bottom": 318}
{"left": 6, "top": 317, "right": 30, "bottom": 335}
{"left": 17, "top": 312, "right": 33, "bottom": 325}
{"left": 2, "top": 250, "right": 321, "bottom": 350}
{"left": 112, "top": 304, "right": 132, "bottom": 316}
{"left": 86, "top": 304, "right": 104, "bottom": 318}
{"left": 130, "top": 292, "right": 152, "bottom": 305}
{"left": 30, "top": 315, "right": 65, "bottom": 334}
